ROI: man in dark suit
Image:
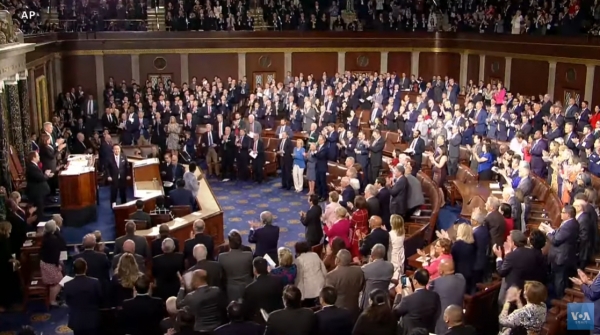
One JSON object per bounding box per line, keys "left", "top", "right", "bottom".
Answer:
{"left": 483, "top": 197, "right": 506, "bottom": 249}
{"left": 183, "top": 219, "right": 215, "bottom": 267}
{"left": 325, "top": 250, "right": 364, "bottom": 318}
{"left": 250, "top": 134, "right": 266, "bottom": 184}
{"left": 169, "top": 179, "right": 197, "bottom": 210}
{"left": 339, "top": 177, "right": 356, "bottom": 209}
{"left": 243, "top": 257, "right": 285, "bottom": 323}
{"left": 393, "top": 268, "right": 441, "bottom": 335}
{"left": 315, "top": 286, "right": 354, "bottom": 335}
{"left": 264, "top": 285, "right": 317, "bottom": 335}
{"left": 248, "top": 211, "right": 280, "bottom": 263}
{"left": 529, "top": 131, "right": 548, "bottom": 178}
{"left": 25, "top": 151, "right": 51, "bottom": 218}
{"left": 470, "top": 210, "right": 491, "bottom": 288}
{"left": 301, "top": 195, "right": 323, "bottom": 247}
{"left": 442, "top": 305, "right": 477, "bottom": 335}
{"left": 545, "top": 205, "right": 580, "bottom": 299}
{"left": 275, "top": 119, "right": 294, "bottom": 139}
{"left": 236, "top": 129, "right": 252, "bottom": 181}
{"left": 389, "top": 165, "right": 408, "bottom": 218}
{"left": 277, "top": 132, "right": 294, "bottom": 190}
{"left": 101, "top": 108, "right": 118, "bottom": 131}
{"left": 118, "top": 275, "right": 166, "bottom": 335}
{"left": 72, "top": 234, "right": 110, "bottom": 295}
{"left": 574, "top": 193, "right": 598, "bottom": 269}
{"left": 368, "top": 130, "right": 385, "bottom": 183}
{"left": 152, "top": 238, "right": 185, "bottom": 300}
{"left": 166, "top": 154, "right": 185, "bottom": 186}
{"left": 200, "top": 123, "right": 221, "bottom": 177}
{"left": 448, "top": 126, "right": 462, "bottom": 176}
{"left": 364, "top": 185, "right": 380, "bottom": 218}
{"left": 375, "top": 177, "right": 391, "bottom": 230}
{"left": 220, "top": 126, "right": 237, "bottom": 182}
{"left": 406, "top": 130, "right": 425, "bottom": 175}
{"left": 359, "top": 216, "right": 389, "bottom": 259}
{"left": 105, "top": 144, "right": 130, "bottom": 206}
{"left": 188, "top": 243, "right": 223, "bottom": 288}
{"left": 129, "top": 200, "right": 152, "bottom": 225}
{"left": 99, "top": 133, "right": 114, "bottom": 171}
{"left": 112, "top": 239, "right": 147, "bottom": 272}
{"left": 214, "top": 301, "right": 262, "bottom": 335}
{"left": 314, "top": 135, "right": 330, "bottom": 201}
{"left": 151, "top": 224, "right": 180, "bottom": 257}
{"left": 176, "top": 269, "right": 225, "bottom": 332}
{"left": 115, "top": 221, "right": 150, "bottom": 258}
{"left": 71, "top": 132, "right": 89, "bottom": 154}
{"left": 64, "top": 259, "right": 103, "bottom": 335}
{"left": 493, "top": 230, "right": 546, "bottom": 304}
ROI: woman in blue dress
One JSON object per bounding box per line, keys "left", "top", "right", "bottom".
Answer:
{"left": 292, "top": 139, "right": 306, "bottom": 193}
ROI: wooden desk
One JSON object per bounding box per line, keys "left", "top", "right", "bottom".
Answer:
{"left": 59, "top": 155, "right": 98, "bottom": 227}
{"left": 407, "top": 243, "right": 432, "bottom": 269}
{"left": 453, "top": 181, "right": 502, "bottom": 217}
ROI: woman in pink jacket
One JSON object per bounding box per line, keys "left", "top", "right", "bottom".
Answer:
{"left": 323, "top": 206, "right": 351, "bottom": 248}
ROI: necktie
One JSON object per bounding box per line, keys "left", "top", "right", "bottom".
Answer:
{"left": 115, "top": 155, "right": 119, "bottom": 168}
{"left": 219, "top": 123, "right": 223, "bottom": 137}
{"left": 410, "top": 139, "right": 416, "bottom": 150}
{"left": 208, "top": 132, "right": 213, "bottom": 146}
{"left": 208, "top": 106, "right": 211, "bottom": 115}
{"left": 88, "top": 101, "right": 92, "bottom": 115}
{"left": 108, "top": 114, "right": 112, "bottom": 122}
{"left": 280, "top": 139, "right": 285, "bottom": 152}
{"left": 254, "top": 140, "right": 258, "bottom": 152}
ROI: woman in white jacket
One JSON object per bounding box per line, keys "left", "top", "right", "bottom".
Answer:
{"left": 387, "top": 214, "right": 406, "bottom": 279}
{"left": 293, "top": 241, "right": 327, "bottom": 307}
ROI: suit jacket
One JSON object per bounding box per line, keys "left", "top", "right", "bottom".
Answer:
{"left": 497, "top": 247, "right": 546, "bottom": 290}
{"left": 64, "top": 276, "right": 103, "bottom": 332}
{"left": 275, "top": 125, "right": 294, "bottom": 138}
{"left": 72, "top": 249, "right": 110, "bottom": 284}
{"left": 389, "top": 176, "right": 408, "bottom": 216}
{"left": 213, "top": 322, "right": 263, "bottom": 335}
{"left": 152, "top": 252, "right": 185, "bottom": 300}
{"left": 484, "top": 211, "right": 506, "bottom": 247}
{"left": 118, "top": 295, "right": 166, "bottom": 335}
{"left": 217, "top": 249, "right": 254, "bottom": 301}
{"left": 369, "top": 137, "right": 385, "bottom": 167}
{"left": 430, "top": 274, "right": 467, "bottom": 334}
{"left": 71, "top": 140, "right": 88, "bottom": 154}
{"left": 393, "top": 288, "right": 441, "bottom": 335}
{"left": 248, "top": 224, "right": 280, "bottom": 262}
{"left": 376, "top": 187, "right": 391, "bottom": 226}
{"left": 188, "top": 259, "right": 223, "bottom": 288}
{"left": 246, "top": 121, "right": 263, "bottom": 135}
{"left": 444, "top": 324, "right": 478, "bottom": 335}
{"left": 169, "top": 187, "right": 197, "bottom": 209}
{"left": 39, "top": 145, "right": 57, "bottom": 171}
{"left": 359, "top": 228, "right": 390, "bottom": 259}
{"left": 243, "top": 274, "right": 285, "bottom": 322}
{"left": 314, "top": 306, "right": 354, "bottom": 335}
{"left": 325, "top": 265, "right": 365, "bottom": 315}
{"left": 151, "top": 235, "right": 180, "bottom": 257}
{"left": 25, "top": 161, "right": 50, "bottom": 199}
{"left": 366, "top": 196, "right": 380, "bottom": 218}
{"left": 184, "top": 233, "right": 215, "bottom": 266}
{"left": 105, "top": 153, "right": 129, "bottom": 182}
{"left": 115, "top": 234, "right": 150, "bottom": 258}
{"left": 301, "top": 205, "right": 323, "bottom": 245}
{"left": 264, "top": 307, "right": 317, "bottom": 335}
{"left": 516, "top": 176, "right": 533, "bottom": 197}
{"left": 548, "top": 219, "right": 580, "bottom": 267}
{"left": 130, "top": 210, "right": 152, "bottom": 224}
{"left": 176, "top": 285, "right": 225, "bottom": 332}
{"left": 360, "top": 259, "right": 394, "bottom": 310}
{"left": 340, "top": 186, "right": 356, "bottom": 209}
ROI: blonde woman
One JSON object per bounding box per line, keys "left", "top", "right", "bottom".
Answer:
{"left": 451, "top": 223, "right": 476, "bottom": 291}
{"left": 270, "top": 247, "right": 297, "bottom": 286}
{"left": 111, "top": 253, "right": 143, "bottom": 306}
{"left": 292, "top": 139, "right": 306, "bottom": 192}
{"left": 166, "top": 116, "right": 181, "bottom": 151}
{"left": 322, "top": 191, "right": 342, "bottom": 227}
{"left": 387, "top": 214, "right": 405, "bottom": 278}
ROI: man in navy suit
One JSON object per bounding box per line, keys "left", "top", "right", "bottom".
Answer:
{"left": 315, "top": 135, "right": 330, "bottom": 201}
{"left": 529, "top": 131, "right": 548, "bottom": 178}
{"left": 564, "top": 122, "right": 579, "bottom": 156}
{"left": 248, "top": 211, "right": 280, "bottom": 264}
{"left": 133, "top": 110, "right": 150, "bottom": 145}
{"left": 545, "top": 205, "right": 580, "bottom": 298}
{"left": 406, "top": 130, "right": 425, "bottom": 176}
{"left": 447, "top": 78, "right": 459, "bottom": 105}
{"left": 106, "top": 144, "right": 130, "bottom": 206}
{"left": 64, "top": 258, "right": 103, "bottom": 335}
{"left": 375, "top": 177, "right": 391, "bottom": 230}
{"left": 338, "top": 177, "right": 356, "bottom": 209}
{"left": 118, "top": 275, "right": 166, "bottom": 335}
{"left": 277, "top": 132, "right": 294, "bottom": 190}
{"left": 472, "top": 102, "right": 488, "bottom": 136}
{"left": 470, "top": 211, "right": 490, "bottom": 292}
{"left": 169, "top": 179, "right": 197, "bottom": 210}
{"left": 314, "top": 286, "right": 354, "bottom": 335}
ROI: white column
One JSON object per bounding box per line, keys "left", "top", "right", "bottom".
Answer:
{"left": 284, "top": 52, "right": 292, "bottom": 76}
{"left": 547, "top": 61, "right": 557, "bottom": 98}
{"left": 504, "top": 57, "right": 512, "bottom": 89}
{"left": 238, "top": 53, "right": 246, "bottom": 79}
{"left": 410, "top": 51, "right": 420, "bottom": 76}
{"left": 94, "top": 55, "right": 104, "bottom": 111}
{"left": 479, "top": 55, "right": 485, "bottom": 82}
{"left": 54, "top": 55, "right": 62, "bottom": 93}
{"left": 585, "top": 64, "right": 595, "bottom": 102}
{"left": 459, "top": 52, "right": 468, "bottom": 85}
{"left": 131, "top": 55, "right": 140, "bottom": 83}
{"left": 180, "top": 54, "right": 189, "bottom": 84}
{"left": 380, "top": 51, "right": 388, "bottom": 74}
{"left": 337, "top": 52, "right": 345, "bottom": 73}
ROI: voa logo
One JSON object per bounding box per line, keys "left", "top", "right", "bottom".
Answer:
{"left": 19, "top": 10, "right": 40, "bottom": 21}
{"left": 571, "top": 311, "right": 592, "bottom": 323}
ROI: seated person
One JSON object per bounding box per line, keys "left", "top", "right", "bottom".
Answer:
{"left": 169, "top": 179, "right": 198, "bottom": 210}
{"left": 150, "top": 196, "right": 174, "bottom": 218}
{"left": 129, "top": 200, "right": 152, "bottom": 225}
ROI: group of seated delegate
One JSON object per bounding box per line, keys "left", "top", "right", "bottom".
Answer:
{"left": 2, "top": 65, "right": 600, "bottom": 335}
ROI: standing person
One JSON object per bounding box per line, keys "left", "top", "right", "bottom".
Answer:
{"left": 64, "top": 259, "right": 103, "bottom": 335}
{"left": 40, "top": 220, "right": 66, "bottom": 307}
{"left": 389, "top": 165, "right": 408, "bottom": 218}
{"left": 314, "top": 135, "right": 329, "bottom": 201}
{"left": 300, "top": 194, "right": 323, "bottom": 247}
{"left": 292, "top": 139, "right": 306, "bottom": 193}
{"left": 387, "top": 214, "right": 406, "bottom": 279}
{"left": 248, "top": 211, "right": 280, "bottom": 264}
{"left": 293, "top": 241, "right": 327, "bottom": 307}
{"left": 305, "top": 143, "right": 317, "bottom": 196}
{"left": 25, "top": 151, "right": 51, "bottom": 218}
{"left": 278, "top": 132, "right": 294, "bottom": 190}
{"left": 0, "top": 221, "right": 21, "bottom": 312}
{"left": 250, "top": 134, "right": 265, "bottom": 184}
{"left": 105, "top": 144, "right": 130, "bottom": 207}
{"left": 221, "top": 126, "right": 236, "bottom": 182}
{"left": 166, "top": 116, "right": 181, "bottom": 151}
{"left": 353, "top": 289, "right": 397, "bottom": 335}
{"left": 368, "top": 130, "right": 384, "bottom": 183}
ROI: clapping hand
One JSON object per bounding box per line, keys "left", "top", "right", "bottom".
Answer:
{"left": 492, "top": 244, "right": 503, "bottom": 258}
{"left": 435, "top": 230, "right": 449, "bottom": 239}
{"left": 570, "top": 269, "right": 592, "bottom": 286}
{"left": 417, "top": 249, "right": 426, "bottom": 257}
{"left": 504, "top": 286, "right": 522, "bottom": 304}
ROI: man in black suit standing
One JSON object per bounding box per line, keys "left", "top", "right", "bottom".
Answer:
{"left": 169, "top": 179, "right": 197, "bottom": 210}
{"left": 220, "top": 126, "right": 236, "bottom": 182}
{"left": 214, "top": 301, "right": 262, "bottom": 335}
{"left": 314, "top": 135, "right": 329, "bottom": 201}
{"left": 118, "top": 275, "right": 166, "bottom": 335}
{"left": 251, "top": 134, "right": 266, "bottom": 184}
{"left": 264, "top": 285, "right": 317, "bottom": 335}
{"left": 183, "top": 219, "right": 215, "bottom": 267}
{"left": 314, "top": 286, "right": 354, "bottom": 335}
{"left": 236, "top": 129, "right": 252, "bottom": 181}
{"left": 152, "top": 238, "right": 185, "bottom": 301}
{"left": 389, "top": 165, "right": 408, "bottom": 218}
{"left": 176, "top": 269, "right": 225, "bottom": 332}
{"left": 83, "top": 94, "right": 99, "bottom": 130}
{"left": 442, "top": 305, "right": 477, "bottom": 335}
{"left": 71, "top": 132, "right": 89, "bottom": 155}
{"left": 483, "top": 197, "right": 506, "bottom": 249}
{"left": 393, "top": 268, "right": 441, "bottom": 335}
{"left": 277, "top": 131, "right": 294, "bottom": 190}
{"left": 188, "top": 244, "right": 223, "bottom": 288}
{"left": 105, "top": 144, "right": 130, "bottom": 207}
{"left": 72, "top": 234, "right": 110, "bottom": 296}
{"left": 368, "top": 130, "right": 385, "bottom": 183}
{"left": 115, "top": 221, "right": 151, "bottom": 258}
{"left": 25, "top": 151, "right": 51, "bottom": 218}
{"left": 151, "top": 224, "right": 180, "bottom": 257}
{"left": 364, "top": 184, "right": 380, "bottom": 218}
{"left": 375, "top": 177, "right": 391, "bottom": 230}
{"left": 300, "top": 195, "right": 323, "bottom": 247}
{"left": 359, "top": 216, "right": 390, "bottom": 259}
{"left": 405, "top": 130, "right": 425, "bottom": 175}
{"left": 243, "top": 257, "right": 284, "bottom": 323}
{"left": 248, "top": 211, "right": 280, "bottom": 263}
{"left": 64, "top": 259, "right": 103, "bottom": 335}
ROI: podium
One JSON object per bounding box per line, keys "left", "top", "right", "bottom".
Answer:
{"left": 114, "top": 158, "right": 163, "bottom": 237}
{"left": 59, "top": 155, "right": 97, "bottom": 227}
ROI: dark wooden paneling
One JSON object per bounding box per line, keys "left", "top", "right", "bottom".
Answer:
{"left": 467, "top": 54, "right": 480, "bottom": 84}
{"left": 592, "top": 66, "right": 600, "bottom": 109}
{"left": 510, "top": 59, "right": 549, "bottom": 96}
{"left": 139, "top": 54, "right": 182, "bottom": 84}
{"left": 103, "top": 55, "right": 132, "bottom": 83}
{"left": 62, "top": 55, "right": 96, "bottom": 93}
{"left": 292, "top": 52, "right": 337, "bottom": 77}
{"left": 188, "top": 53, "right": 238, "bottom": 82}
{"left": 554, "top": 63, "right": 586, "bottom": 104}
{"left": 418, "top": 52, "right": 460, "bottom": 81}
{"left": 345, "top": 52, "right": 380, "bottom": 72}
{"left": 245, "top": 52, "right": 284, "bottom": 83}
{"left": 387, "top": 52, "right": 411, "bottom": 76}
{"left": 483, "top": 56, "right": 506, "bottom": 85}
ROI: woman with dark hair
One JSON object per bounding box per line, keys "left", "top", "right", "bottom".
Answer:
{"left": 352, "top": 288, "right": 397, "bottom": 335}
{"left": 300, "top": 194, "right": 323, "bottom": 247}
{"left": 293, "top": 241, "right": 326, "bottom": 307}
{"left": 476, "top": 143, "right": 494, "bottom": 180}
{"left": 500, "top": 203, "right": 514, "bottom": 240}
{"left": 349, "top": 196, "right": 369, "bottom": 261}
{"left": 430, "top": 140, "right": 448, "bottom": 186}
{"left": 323, "top": 237, "right": 347, "bottom": 272}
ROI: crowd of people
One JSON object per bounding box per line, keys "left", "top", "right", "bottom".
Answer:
{"left": 1, "top": 65, "right": 600, "bottom": 335}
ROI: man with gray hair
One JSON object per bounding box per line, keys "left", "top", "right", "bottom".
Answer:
{"left": 188, "top": 244, "right": 223, "bottom": 288}
{"left": 248, "top": 211, "right": 280, "bottom": 264}
{"left": 184, "top": 219, "right": 214, "bottom": 268}
{"left": 502, "top": 187, "right": 522, "bottom": 231}
{"left": 493, "top": 229, "right": 546, "bottom": 306}
{"left": 112, "top": 239, "right": 146, "bottom": 272}
{"left": 483, "top": 196, "right": 506, "bottom": 248}
{"left": 325, "top": 249, "right": 365, "bottom": 317}
{"left": 152, "top": 237, "right": 185, "bottom": 300}
{"left": 403, "top": 162, "right": 425, "bottom": 218}
{"left": 72, "top": 233, "right": 110, "bottom": 287}
{"left": 115, "top": 220, "right": 150, "bottom": 258}
{"left": 516, "top": 164, "right": 533, "bottom": 197}
{"left": 359, "top": 243, "right": 394, "bottom": 310}
{"left": 470, "top": 208, "right": 490, "bottom": 288}
{"left": 364, "top": 184, "right": 380, "bottom": 218}
{"left": 160, "top": 296, "right": 179, "bottom": 333}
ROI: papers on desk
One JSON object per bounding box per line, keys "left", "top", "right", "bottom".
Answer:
{"left": 132, "top": 158, "right": 159, "bottom": 167}
{"left": 250, "top": 151, "right": 257, "bottom": 159}
{"left": 137, "top": 190, "right": 163, "bottom": 199}
{"left": 60, "top": 251, "right": 68, "bottom": 261}
{"left": 22, "top": 240, "right": 33, "bottom": 247}
{"left": 489, "top": 183, "right": 501, "bottom": 189}
{"left": 174, "top": 217, "right": 187, "bottom": 223}
{"left": 416, "top": 256, "right": 430, "bottom": 263}
{"left": 114, "top": 199, "right": 138, "bottom": 208}
{"left": 59, "top": 276, "right": 74, "bottom": 287}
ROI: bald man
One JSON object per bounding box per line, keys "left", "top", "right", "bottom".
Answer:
{"left": 112, "top": 239, "right": 146, "bottom": 273}
{"left": 359, "top": 216, "right": 390, "bottom": 259}
{"left": 176, "top": 269, "right": 224, "bottom": 332}
{"left": 443, "top": 305, "right": 477, "bottom": 335}
{"left": 429, "top": 258, "right": 466, "bottom": 335}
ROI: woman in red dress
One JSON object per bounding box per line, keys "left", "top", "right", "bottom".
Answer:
{"left": 389, "top": 149, "right": 401, "bottom": 178}
{"left": 348, "top": 196, "right": 369, "bottom": 262}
